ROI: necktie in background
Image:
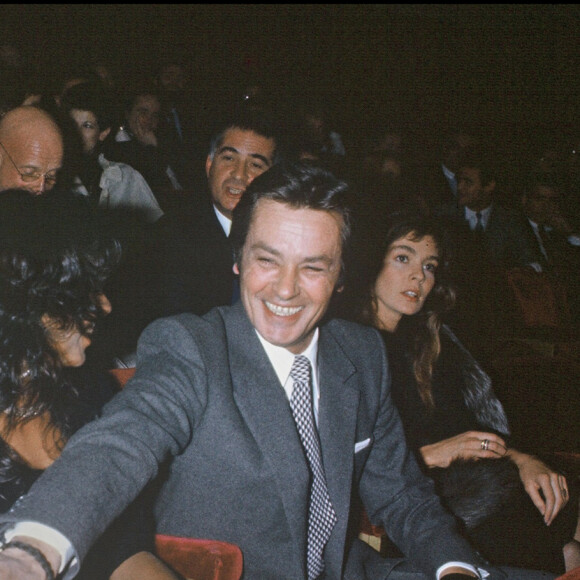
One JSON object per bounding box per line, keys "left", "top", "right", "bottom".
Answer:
{"left": 474, "top": 211, "right": 484, "bottom": 232}
{"left": 289, "top": 355, "right": 337, "bottom": 579}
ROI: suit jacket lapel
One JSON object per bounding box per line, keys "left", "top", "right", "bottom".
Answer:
{"left": 317, "top": 326, "right": 359, "bottom": 530}
{"left": 224, "top": 303, "right": 310, "bottom": 556}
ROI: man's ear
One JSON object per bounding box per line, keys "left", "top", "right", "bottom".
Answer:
{"left": 205, "top": 155, "right": 213, "bottom": 178}
{"left": 335, "top": 285, "right": 344, "bottom": 293}
{"left": 99, "top": 127, "right": 112, "bottom": 143}
{"left": 233, "top": 263, "right": 240, "bottom": 275}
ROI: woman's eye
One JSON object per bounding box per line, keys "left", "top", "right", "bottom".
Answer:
{"left": 395, "top": 255, "right": 408, "bottom": 263}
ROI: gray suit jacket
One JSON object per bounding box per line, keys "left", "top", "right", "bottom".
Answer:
{"left": 1, "top": 302, "right": 479, "bottom": 579}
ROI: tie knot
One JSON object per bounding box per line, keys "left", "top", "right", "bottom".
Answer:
{"left": 290, "top": 355, "right": 311, "bottom": 383}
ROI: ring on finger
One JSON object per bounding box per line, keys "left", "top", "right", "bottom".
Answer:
{"left": 481, "top": 439, "right": 490, "bottom": 451}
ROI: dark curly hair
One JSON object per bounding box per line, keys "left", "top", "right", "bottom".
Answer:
{"left": 0, "top": 189, "right": 121, "bottom": 433}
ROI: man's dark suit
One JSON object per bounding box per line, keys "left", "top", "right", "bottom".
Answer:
{"left": 435, "top": 202, "right": 538, "bottom": 270}
{"left": 433, "top": 202, "right": 540, "bottom": 355}
{"left": 154, "top": 193, "right": 236, "bottom": 318}
{"left": 2, "top": 302, "right": 487, "bottom": 579}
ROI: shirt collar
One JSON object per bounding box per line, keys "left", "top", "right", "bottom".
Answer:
{"left": 213, "top": 205, "right": 232, "bottom": 236}
{"left": 254, "top": 328, "right": 319, "bottom": 390}
{"left": 528, "top": 217, "right": 552, "bottom": 233}
{"left": 441, "top": 164, "right": 455, "bottom": 181}
{"left": 464, "top": 204, "right": 492, "bottom": 224}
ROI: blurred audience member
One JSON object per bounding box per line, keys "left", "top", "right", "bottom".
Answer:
{"left": 105, "top": 85, "right": 193, "bottom": 196}
{"left": 417, "top": 127, "right": 478, "bottom": 211}
{"left": 289, "top": 98, "right": 347, "bottom": 174}
{"left": 152, "top": 106, "right": 281, "bottom": 323}
{"left": 434, "top": 145, "right": 538, "bottom": 355}
{"left": 0, "top": 189, "right": 179, "bottom": 580}
{"left": 521, "top": 171, "right": 580, "bottom": 325}
{"left": 0, "top": 105, "right": 63, "bottom": 196}
{"left": 60, "top": 81, "right": 164, "bottom": 224}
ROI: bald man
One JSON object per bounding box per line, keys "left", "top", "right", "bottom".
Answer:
{"left": 0, "top": 106, "right": 63, "bottom": 195}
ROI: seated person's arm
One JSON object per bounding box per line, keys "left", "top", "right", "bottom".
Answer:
{"left": 420, "top": 430, "right": 507, "bottom": 468}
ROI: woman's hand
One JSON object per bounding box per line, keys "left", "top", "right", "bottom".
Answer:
{"left": 507, "top": 449, "right": 569, "bottom": 525}
{"left": 420, "top": 431, "right": 507, "bottom": 468}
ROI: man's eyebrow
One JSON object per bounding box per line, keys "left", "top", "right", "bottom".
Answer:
{"left": 217, "top": 146, "right": 271, "bottom": 166}
{"left": 217, "top": 145, "right": 239, "bottom": 156}
{"left": 251, "top": 243, "right": 334, "bottom": 264}
{"left": 251, "top": 242, "right": 280, "bottom": 256}
{"left": 303, "top": 255, "right": 334, "bottom": 265}
{"left": 250, "top": 153, "right": 272, "bottom": 166}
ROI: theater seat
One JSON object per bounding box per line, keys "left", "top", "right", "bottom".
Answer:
{"left": 109, "top": 366, "right": 136, "bottom": 389}
{"left": 155, "top": 534, "right": 243, "bottom": 580}
{"left": 555, "top": 568, "right": 580, "bottom": 580}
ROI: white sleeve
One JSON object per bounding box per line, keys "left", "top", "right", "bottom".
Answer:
{"left": 437, "top": 561, "right": 490, "bottom": 579}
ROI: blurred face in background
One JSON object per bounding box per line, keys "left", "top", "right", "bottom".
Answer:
{"left": 69, "top": 109, "right": 111, "bottom": 155}
{"left": 206, "top": 127, "right": 276, "bottom": 219}
{"left": 127, "top": 94, "right": 160, "bottom": 135}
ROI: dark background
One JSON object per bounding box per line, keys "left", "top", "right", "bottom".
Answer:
{"left": 1, "top": 4, "right": 579, "bottom": 154}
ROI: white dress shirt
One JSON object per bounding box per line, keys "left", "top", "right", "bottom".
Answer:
{"left": 464, "top": 205, "right": 492, "bottom": 232}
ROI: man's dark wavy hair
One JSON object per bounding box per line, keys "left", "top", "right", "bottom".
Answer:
{"left": 0, "top": 189, "right": 121, "bottom": 430}
{"left": 230, "top": 161, "right": 352, "bottom": 288}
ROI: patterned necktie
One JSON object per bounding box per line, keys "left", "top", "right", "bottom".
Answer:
{"left": 289, "top": 355, "right": 337, "bottom": 580}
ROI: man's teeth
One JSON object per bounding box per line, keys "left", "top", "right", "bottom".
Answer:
{"left": 228, "top": 187, "right": 243, "bottom": 195}
{"left": 265, "top": 302, "right": 303, "bottom": 316}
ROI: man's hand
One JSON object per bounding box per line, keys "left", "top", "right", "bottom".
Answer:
{"left": 508, "top": 449, "right": 569, "bottom": 525}
{"left": 420, "top": 431, "right": 507, "bottom": 468}
{"left": 0, "top": 536, "right": 60, "bottom": 579}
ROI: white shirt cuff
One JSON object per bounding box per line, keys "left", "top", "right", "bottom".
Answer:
{"left": 3, "top": 522, "right": 79, "bottom": 577}
{"left": 437, "top": 561, "right": 490, "bottom": 579}
{"left": 567, "top": 234, "right": 580, "bottom": 246}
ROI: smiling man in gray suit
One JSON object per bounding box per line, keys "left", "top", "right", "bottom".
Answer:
{"left": 0, "top": 163, "right": 555, "bottom": 580}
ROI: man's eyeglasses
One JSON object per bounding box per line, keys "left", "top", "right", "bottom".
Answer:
{"left": 0, "top": 141, "right": 58, "bottom": 187}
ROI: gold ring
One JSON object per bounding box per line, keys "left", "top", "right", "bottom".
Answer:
{"left": 481, "top": 439, "right": 489, "bottom": 451}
